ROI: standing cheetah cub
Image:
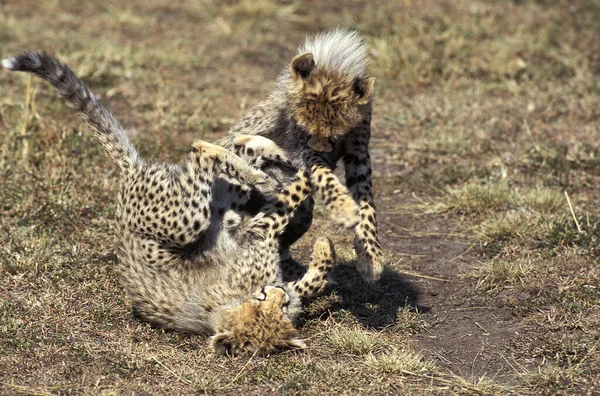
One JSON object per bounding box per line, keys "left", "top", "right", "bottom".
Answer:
{"left": 3, "top": 52, "right": 337, "bottom": 356}
{"left": 219, "top": 29, "right": 384, "bottom": 283}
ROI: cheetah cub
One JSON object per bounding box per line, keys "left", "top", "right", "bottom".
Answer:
{"left": 3, "top": 52, "right": 337, "bottom": 356}
{"left": 219, "top": 29, "right": 384, "bottom": 283}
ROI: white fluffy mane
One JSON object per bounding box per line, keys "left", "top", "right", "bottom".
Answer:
{"left": 298, "top": 28, "right": 368, "bottom": 78}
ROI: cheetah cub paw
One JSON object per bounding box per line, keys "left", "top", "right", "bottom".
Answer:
{"left": 354, "top": 234, "right": 384, "bottom": 284}
{"left": 192, "top": 139, "right": 272, "bottom": 187}
{"left": 232, "top": 135, "right": 290, "bottom": 163}
{"left": 327, "top": 194, "right": 360, "bottom": 229}
{"left": 232, "top": 134, "right": 296, "bottom": 173}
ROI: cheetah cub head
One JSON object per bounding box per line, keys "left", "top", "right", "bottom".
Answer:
{"left": 288, "top": 53, "right": 375, "bottom": 153}
{"left": 211, "top": 286, "right": 305, "bottom": 356}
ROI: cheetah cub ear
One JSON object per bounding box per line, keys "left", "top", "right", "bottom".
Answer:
{"left": 285, "top": 337, "right": 307, "bottom": 350}
{"left": 290, "top": 53, "right": 315, "bottom": 81}
{"left": 210, "top": 332, "right": 240, "bottom": 356}
{"left": 353, "top": 77, "right": 376, "bottom": 105}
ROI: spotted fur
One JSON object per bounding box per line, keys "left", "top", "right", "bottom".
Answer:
{"left": 4, "top": 51, "right": 337, "bottom": 356}
{"left": 218, "top": 29, "right": 384, "bottom": 283}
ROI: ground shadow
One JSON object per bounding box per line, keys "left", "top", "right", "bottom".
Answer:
{"left": 300, "top": 262, "right": 427, "bottom": 330}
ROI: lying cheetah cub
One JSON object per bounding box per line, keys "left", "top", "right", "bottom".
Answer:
{"left": 219, "top": 29, "right": 384, "bottom": 283}
{"left": 3, "top": 52, "right": 337, "bottom": 356}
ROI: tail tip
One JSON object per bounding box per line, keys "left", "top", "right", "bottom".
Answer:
{"left": 2, "top": 57, "right": 17, "bottom": 70}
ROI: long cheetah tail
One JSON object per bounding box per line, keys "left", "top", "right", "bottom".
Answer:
{"left": 3, "top": 52, "right": 140, "bottom": 172}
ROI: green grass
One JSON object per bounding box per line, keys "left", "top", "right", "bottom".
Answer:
{"left": 2, "top": 0, "right": 600, "bottom": 394}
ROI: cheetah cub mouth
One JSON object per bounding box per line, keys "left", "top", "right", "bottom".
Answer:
{"left": 210, "top": 286, "right": 305, "bottom": 356}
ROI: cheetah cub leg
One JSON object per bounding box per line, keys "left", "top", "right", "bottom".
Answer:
{"left": 167, "top": 140, "right": 264, "bottom": 245}
{"left": 191, "top": 140, "right": 274, "bottom": 190}
{"left": 279, "top": 250, "right": 308, "bottom": 282}
{"left": 354, "top": 224, "right": 385, "bottom": 285}
{"left": 229, "top": 134, "right": 295, "bottom": 199}
{"left": 288, "top": 237, "right": 336, "bottom": 298}
{"left": 243, "top": 168, "right": 312, "bottom": 238}
{"left": 232, "top": 134, "right": 293, "bottom": 168}
{"left": 304, "top": 152, "right": 360, "bottom": 229}
{"left": 190, "top": 140, "right": 278, "bottom": 227}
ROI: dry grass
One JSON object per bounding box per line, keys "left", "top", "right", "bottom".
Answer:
{"left": 364, "top": 348, "right": 435, "bottom": 375}
{"left": 421, "top": 181, "right": 514, "bottom": 215}
{"left": 2, "top": 0, "right": 600, "bottom": 394}
{"left": 471, "top": 256, "right": 535, "bottom": 291}
{"left": 327, "top": 327, "right": 386, "bottom": 356}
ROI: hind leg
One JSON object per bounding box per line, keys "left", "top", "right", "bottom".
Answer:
{"left": 143, "top": 140, "right": 274, "bottom": 247}
{"left": 288, "top": 237, "right": 335, "bottom": 298}
{"left": 235, "top": 168, "right": 312, "bottom": 287}
{"left": 214, "top": 136, "right": 295, "bottom": 232}
{"left": 124, "top": 141, "right": 226, "bottom": 247}
{"left": 232, "top": 139, "right": 317, "bottom": 281}
{"left": 242, "top": 167, "right": 312, "bottom": 240}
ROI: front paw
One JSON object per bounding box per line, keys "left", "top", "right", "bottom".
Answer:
{"left": 233, "top": 134, "right": 290, "bottom": 162}
{"left": 311, "top": 237, "right": 335, "bottom": 268}
{"left": 354, "top": 235, "right": 384, "bottom": 283}
{"left": 327, "top": 196, "right": 360, "bottom": 229}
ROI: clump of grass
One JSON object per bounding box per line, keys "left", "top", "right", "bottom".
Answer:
{"left": 0, "top": 229, "right": 68, "bottom": 275}
{"left": 449, "top": 373, "right": 519, "bottom": 395}
{"left": 393, "top": 306, "right": 426, "bottom": 334}
{"left": 327, "top": 327, "right": 385, "bottom": 355}
{"left": 476, "top": 207, "right": 600, "bottom": 258}
{"left": 519, "top": 186, "right": 563, "bottom": 213}
{"left": 476, "top": 211, "right": 527, "bottom": 242}
{"left": 220, "top": 0, "right": 303, "bottom": 33}
{"left": 544, "top": 214, "right": 600, "bottom": 256}
{"left": 472, "top": 256, "right": 534, "bottom": 291}
{"left": 409, "top": 125, "right": 489, "bottom": 157}
{"left": 423, "top": 181, "right": 513, "bottom": 215}
{"left": 364, "top": 348, "right": 435, "bottom": 375}
{"left": 521, "top": 364, "right": 568, "bottom": 393}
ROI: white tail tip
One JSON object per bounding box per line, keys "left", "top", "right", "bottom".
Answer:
{"left": 2, "top": 57, "right": 17, "bottom": 70}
